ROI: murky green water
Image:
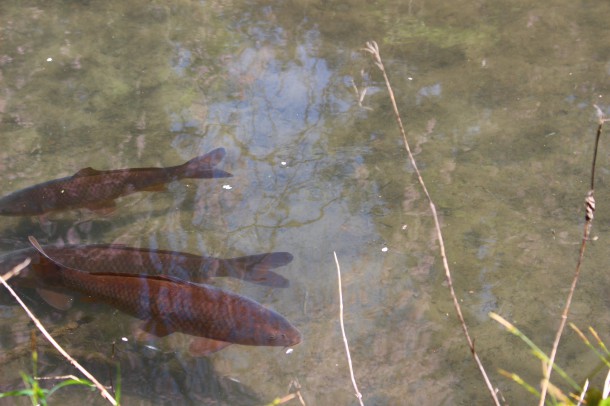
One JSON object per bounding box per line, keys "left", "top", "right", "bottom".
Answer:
{"left": 1, "top": 0, "right": 610, "bottom": 404}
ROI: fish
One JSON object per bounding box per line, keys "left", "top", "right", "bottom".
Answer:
{"left": 26, "top": 236, "right": 301, "bottom": 354}
{"left": 1, "top": 244, "right": 292, "bottom": 289}
{"left": 0, "top": 148, "right": 232, "bottom": 216}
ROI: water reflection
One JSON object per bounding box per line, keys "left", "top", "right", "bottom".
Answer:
{"left": 2, "top": 0, "right": 610, "bottom": 404}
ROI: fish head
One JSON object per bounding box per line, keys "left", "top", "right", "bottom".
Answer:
{"left": 0, "top": 194, "right": 43, "bottom": 216}
{"left": 245, "top": 311, "right": 302, "bottom": 347}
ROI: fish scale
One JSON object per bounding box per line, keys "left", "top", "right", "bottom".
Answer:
{"left": 28, "top": 238, "right": 301, "bottom": 347}
{"left": 0, "top": 147, "right": 232, "bottom": 216}
{"left": 2, "top": 244, "right": 292, "bottom": 288}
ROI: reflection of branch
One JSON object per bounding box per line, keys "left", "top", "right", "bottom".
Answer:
{"left": 334, "top": 252, "right": 364, "bottom": 406}
{"left": 539, "top": 106, "right": 608, "bottom": 405}
{"left": 0, "top": 258, "right": 117, "bottom": 405}
{"left": 362, "top": 40, "right": 501, "bottom": 406}
{"left": 350, "top": 75, "right": 372, "bottom": 111}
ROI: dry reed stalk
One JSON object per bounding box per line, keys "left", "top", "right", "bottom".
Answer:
{"left": 333, "top": 251, "right": 364, "bottom": 406}
{"left": 538, "top": 107, "right": 609, "bottom": 405}
{"left": 0, "top": 258, "right": 118, "bottom": 405}
{"left": 362, "top": 40, "right": 501, "bottom": 405}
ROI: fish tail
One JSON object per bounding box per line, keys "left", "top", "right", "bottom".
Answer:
{"left": 217, "top": 252, "right": 293, "bottom": 288}
{"left": 178, "top": 148, "right": 233, "bottom": 179}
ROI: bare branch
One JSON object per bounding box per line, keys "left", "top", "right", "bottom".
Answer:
{"left": 334, "top": 252, "right": 364, "bottom": 406}
{"left": 363, "top": 40, "right": 501, "bottom": 405}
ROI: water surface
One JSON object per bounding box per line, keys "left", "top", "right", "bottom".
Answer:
{"left": 1, "top": 0, "right": 610, "bottom": 404}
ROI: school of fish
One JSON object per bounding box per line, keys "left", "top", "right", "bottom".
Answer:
{"left": 0, "top": 148, "right": 301, "bottom": 355}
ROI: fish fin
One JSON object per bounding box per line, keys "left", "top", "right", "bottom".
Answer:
{"left": 139, "top": 320, "right": 175, "bottom": 337}
{"left": 194, "top": 148, "right": 226, "bottom": 167}
{"left": 179, "top": 148, "right": 233, "bottom": 179}
{"left": 73, "top": 167, "right": 101, "bottom": 177}
{"left": 36, "top": 288, "right": 74, "bottom": 310}
{"left": 28, "top": 236, "right": 82, "bottom": 274}
{"left": 217, "top": 252, "right": 293, "bottom": 288}
{"left": 188, "top": 337, "right": 231, "bottom": 356}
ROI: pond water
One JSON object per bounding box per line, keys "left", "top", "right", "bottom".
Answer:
{"left": 1, "top": 0, "right": 610, "bottom": 405}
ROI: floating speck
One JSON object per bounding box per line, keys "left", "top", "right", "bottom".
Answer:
{"left": 222, "top": 184, "right": 232, "bottom": 190}
{"left": 401, "top": 225, "right": 407, "bottom": 230}
{"left": 281, "top": 161, "right": 287, "bottom": 166}
{"left": 46, "top": 57, "right": 53, "bottom": 62}
{"left": 286, "top": 348, "right": 293, "bottom": 354}
{"left": 381, "top": 246, "right": 388, "bottom": 252}
{"left": 121, "top": 337, "right": 128, "bottom": 342}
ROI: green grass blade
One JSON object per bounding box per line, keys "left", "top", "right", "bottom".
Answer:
{"left": 490, "top": 312, "right": 581, "bottom": 391}
{"left": 47, "top": 378, "right": 95, "bottom": 397}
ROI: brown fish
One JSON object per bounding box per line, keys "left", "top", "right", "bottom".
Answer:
{"left": 27, "top": 236, "right": 301, "bottom": 352}
{"left": 0, "top": 148, "right": 232, "bottom": 216}
{"left": 1, "top": 244, "right": 292, "bottom": 289}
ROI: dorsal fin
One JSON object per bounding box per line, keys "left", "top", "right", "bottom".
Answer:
{"left": 29, "top": 236, "right": 199, "bottom": 287}
{"left": 73, "top": 167, "right": 101, "bottom": 177}
{"left": 28, "top": 236, "right": 80, "bottom": 272}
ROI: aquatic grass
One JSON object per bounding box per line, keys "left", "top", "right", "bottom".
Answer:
{"left": 0, "top": 329, "right": 96, "bottom": 405}
{"left": 571, "top": 324, "right": 610, "bottom": 372}
{"left": 488, "top": 110, "right": 610, "bottom": 406}
{"left": 0, "top": 258, "right": 118, "bottom": 405}
{"left": 0, "top": 371, "right": 97, "bottom": 405}
{"left": 492, "top": 312, "right": 610, "bottom": 405}
{"left": 362, "top": 40, "right": 501, "bottom": 405}
{"left": 490, "top": 312, "right": 580, "bottom": 393}
{"left": 538, "top": 107, "right": 610, "bottom": 405}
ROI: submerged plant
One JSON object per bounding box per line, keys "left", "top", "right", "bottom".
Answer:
{"left": 0, "top": 332, "right": 96, "bottom": 405}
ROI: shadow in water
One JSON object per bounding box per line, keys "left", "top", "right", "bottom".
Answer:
{"left": 0, "top": 337, "right": 262, "bottom": 405}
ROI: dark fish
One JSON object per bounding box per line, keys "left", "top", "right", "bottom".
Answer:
{"left": 0, "top": 148, "right": 232, "bottom": 216}
{"left": 1, "top": 244, "right": 291, "bottom": 289}
{"left": 27, "top": 236, "right": 301, "bottom": 352}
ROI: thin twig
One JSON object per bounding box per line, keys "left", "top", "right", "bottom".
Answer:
{"left": 0, "top": 258, "right": 117, "bottom": 405}
{"left": 539, "top": 107, "right": 607, "bottom": 405}
{"left": 362, "top": 40, "right": 501, "bottom": 405}
{"left": 333, "top": 251, "right": 364, "bottom": 406}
